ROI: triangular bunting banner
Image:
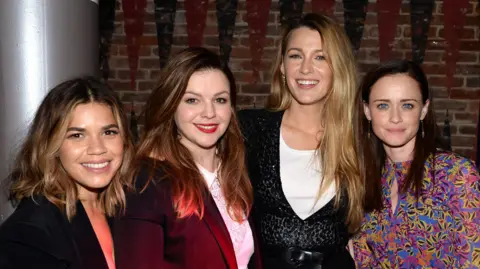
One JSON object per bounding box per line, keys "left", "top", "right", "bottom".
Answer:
{"left": 216, "top": 0, "right": 239, "bottom": 67}
{"left": 376, "top": 0, "right": 402, "bottom": 61}
{"left": 154, "top": 0, "right": 177, "bottom": 68}
{"left": 311, "top": 0, "right": 335, "bottom": 17}
{"left": 184, "top": 0, "right": 209, "bottom": 47}
{"left": 99, "top": 0, "right": 116, "bottom": 81}
{"left": 343, "top": 0, "right": 368, "bottom": 53}
{"left": 279, "top": 0, "right": 305, "bottom": 28}
{"left": 410, "top": 0, "right": 434, "bottom": 64}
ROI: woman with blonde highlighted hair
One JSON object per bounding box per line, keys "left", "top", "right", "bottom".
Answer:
{"left": 239, "top": 13, "right": 362, "bottom": 268}
{"left": 114, "top": 47, "right": 262, "bottom": 269}
{"left": 0, "top": 77, "right": 135, "bottom": 269}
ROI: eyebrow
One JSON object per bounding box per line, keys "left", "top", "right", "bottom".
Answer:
{"left": 287, "top": 48, "right": 324, "bottom": 53}
{"left": 66, "top": 124, "right": 119, "bottom": 132}
{"left": 184, "top": 90, "right": 230, "bottom": 96}
{"left": 372, "top": 99, "right": 420, "bottom": 103}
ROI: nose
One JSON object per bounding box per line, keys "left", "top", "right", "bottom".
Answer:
{"left": 201, "top": 101, "right": 216, "bottom": 119}
{"left": 300, "top": 58, "right": 313, "bottom": 74}
{"left": 87, "top": 136, "right": 107, "bottom": 155}
{"left": 389, "top": 107, "right": 402, "bottom": 124}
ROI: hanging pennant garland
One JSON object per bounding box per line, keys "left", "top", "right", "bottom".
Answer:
{"left": 184, "top": 0, "right": 209, "bottom": 47}
{"left": 154, "top": 0, "right": 177, "bottom": 68}
{"left": 443, "top": 0, "right": 470, "bottom": 96}
{"left": 279, "top": 0, "right": 305, "bottom": 27}
{"left": 122, "top": 0, "right": 147, "bottom": 89}
{"left": 99, "top": 0, "right": 116, "bottom": 81}
{"left": 343, "top": 0, "right": 368, "bottom": 53}
{"left": 216, "top": 0, "right": 239, "bottom": 67}
{"left": 376, "top": 0, "right": 402, "bottom": 61}
{"left": 410, "top": 0, "right": 434, "bottom": 64}
{"left": 245, "top": 0, "right": 272, "bottom": 83}
{"left": 311, "top": 0, "right": 335, "bottom": 17}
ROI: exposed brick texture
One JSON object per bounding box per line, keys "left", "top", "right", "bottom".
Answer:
{"left": 106, "top": 0, "right": 480, "bottom": 158}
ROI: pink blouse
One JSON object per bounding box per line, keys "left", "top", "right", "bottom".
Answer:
{"left": 198, "top": 165, "right": 254, "bottom": 269}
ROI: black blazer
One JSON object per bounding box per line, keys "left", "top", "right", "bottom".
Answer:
{"left": 0, "top": 196, "right": 110, "bottom": 269}
{"left": 238, "top": 109, "right": 354, "bottom": 269}
{"left": 114, "top": 160, "right": 262, "bottom": 269}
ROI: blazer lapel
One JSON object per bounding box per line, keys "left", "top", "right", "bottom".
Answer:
{"left": 202, "top": 194, "right": 238, "bottom": 269}
{"left": 248, "top": 216, "right": 263, "bottom": 269}
{"left": 70, "top": 202, "right": 109, "bottom": 269}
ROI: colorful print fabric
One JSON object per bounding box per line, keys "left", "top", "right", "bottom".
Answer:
{"left": 353, "top": 152, "right": 480, "bottom": 268}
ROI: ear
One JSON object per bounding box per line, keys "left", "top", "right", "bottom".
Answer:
{"left": 363, "top": 102, "right": 372, "bottom": 121}
{"left": 280, "top": 57, "right": 286, "bottom": 76}
{"left": 420, "top": 99, "right": 430, "bottom": 120}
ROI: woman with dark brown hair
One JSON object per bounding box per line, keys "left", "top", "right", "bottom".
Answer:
{"left": 0, "top": 77, "right": 135, "bottom": 269}
{"left": 352, "top": 60, "right": 480, "bottom": 268}
{"left": 114, "top": 47, "right": 261, "bottom": 269}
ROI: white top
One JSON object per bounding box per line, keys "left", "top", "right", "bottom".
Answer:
{"left": 279, "top": 132, "right": 336, "bottom": 220}
{"left": 198, "top": 164, "right": 254, "bottom": 269}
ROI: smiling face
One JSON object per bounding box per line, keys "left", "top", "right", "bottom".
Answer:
{"left": 280, "top": 26, "right": 333, "bottom": 107}
{"left": 364, "top": 73, "right": 429, "bottom": 152}
{"left": 174, "top": 69, "right": 232, "bottom": 155}
{"left": 59, "top": 102, "right": 124, "bottom": 199}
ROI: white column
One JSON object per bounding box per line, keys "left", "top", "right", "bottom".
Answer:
{"left": 0, "top": 0, "right": 99, "bottom": 223}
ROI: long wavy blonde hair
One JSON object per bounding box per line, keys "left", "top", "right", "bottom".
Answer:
{"left": 266, "top": 13, "right": 363, "bottom": 232}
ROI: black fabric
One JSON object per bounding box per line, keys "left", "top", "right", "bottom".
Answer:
{"left": 0, "top": 196, "right": 109, "bottom": 269}
{"left": 238, "top": 109, "right": 354, "bottom": 269}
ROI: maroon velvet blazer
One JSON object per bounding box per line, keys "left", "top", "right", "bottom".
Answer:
{"left": 114, "top": 161, "right": 263, "bottom": 269}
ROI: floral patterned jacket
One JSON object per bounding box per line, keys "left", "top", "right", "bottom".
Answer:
{"left": 353, "top": 151, "right": 480, "bottom": 269}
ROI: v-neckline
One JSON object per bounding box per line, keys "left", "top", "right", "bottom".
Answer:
{"left": 273, "top": 111, "right": 334, "bottom": 222}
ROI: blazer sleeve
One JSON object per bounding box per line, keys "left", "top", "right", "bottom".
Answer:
{"left": 114, "top": 167, "right": 177, "bottom": 269}
{"left": 0, "top": 222, "right": 70, "bottom": 269}
{"left": 447, "top": 157, "right": 480, "bottom": 268}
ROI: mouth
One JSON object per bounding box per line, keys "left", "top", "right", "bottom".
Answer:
{"left": 296, "top": 79, "right": 319, "bottom": 89}
{"left": 387, "top": 129, "right": 405, "bottom": 133}
{"left": 81, "top": 161, "right": 111, "bottom": 171}
{"left": 194, "top": 124, "right": 218, "bottom": 134}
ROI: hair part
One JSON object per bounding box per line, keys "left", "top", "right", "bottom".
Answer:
{"left": 136, "top": 47, "right": 252, "bottom": 222}
{"left": 266, "top": 13, "right": 363, "bottom": 233}
{"left": 7, "top": 77, "right": 135, "bottom": 220}
{"left": 355, "top": 60, "right": 446, "bottom": 212}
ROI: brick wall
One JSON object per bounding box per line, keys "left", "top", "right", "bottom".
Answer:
{"left": 106, "top": 0, "right": 480, "bottom": 158}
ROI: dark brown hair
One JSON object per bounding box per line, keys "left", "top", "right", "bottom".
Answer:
{"left": 7, "top": 77, "right": 135, "bottom": 219}
{"left": 355, "top": 60, "right": 446, "bottom": 212}
{"left": 135, "top": 47, "right": 252, "bottom": 221}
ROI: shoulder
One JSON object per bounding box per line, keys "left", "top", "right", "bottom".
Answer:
{"left": 0, "top": 196, "right": 70, "bottom": 260}
{"left": 123, "top": 159, "right": 173, "bottom": 221}
{"left": 432, "top": 151, "right": 478, "bottom": 174}
{"left": 237, "top": 108, "right": 283, "bottom": 139}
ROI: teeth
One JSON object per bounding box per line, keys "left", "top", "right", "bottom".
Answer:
{"left": 197, "top": 125, "right": 216, "bottom": 129}
{"left": 82, "top": 162, "right": 109, "bottom": 169}
{"left": 297, "top": 80, "right": 318, "bottom": 85}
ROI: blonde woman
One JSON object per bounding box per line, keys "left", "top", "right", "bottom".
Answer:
{"left": 239, "top": 13, "right": 362, "bottom": 269}
{"left": 0, "top": 78, "right": 134, "bottom": 269}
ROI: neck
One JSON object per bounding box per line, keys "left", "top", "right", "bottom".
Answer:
{"left": 77, "top": 188, "right": 100, "bottom": 212}
{"left": 190, "top": 147, "right": 218, "bottom": 173}
{"left": 384, "top": 137, "right": 416, "bottom": 162}
{"left": 284, "top": 101, "right": 324, "bottom": 132}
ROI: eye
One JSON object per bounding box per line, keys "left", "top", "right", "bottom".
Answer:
{"left": 315, "top": 55, "right": 326, "bottom": 61}
{"left": 377, "top": 103, "right": 389, "bottom": 109}
{"left": 288, "top": 54, "right": 301, "bottom": 59}
{"left": 402, "top": 103, "right": 414, "bottom": 109}
{"left": 215, "top": 97, "right": 229, "bottom": 104}
{"left": 67, "top": 133, "right": 83, "bottom": 139}
{"left": 104, "top": 129, "right": 119, "bottom": 136}
{"left": 185, "top": 98, "right": 198, "bottom": 104}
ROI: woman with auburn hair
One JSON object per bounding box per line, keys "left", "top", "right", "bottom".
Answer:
{"left": 238, "top": 13, "right": 360, "bottom": 268}
{"left": 352, "top": 60, "right": 480, "bottom": 268}
{"left": 114, "top": 47, "right": 262, "bottom": 269}
{"left": 0, "top": 77, "right": 134, "bottom": 269}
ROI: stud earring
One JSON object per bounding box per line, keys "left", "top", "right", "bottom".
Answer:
{"left": 282, "top": 74, "right": 286, "bottom": 87}
{"left": 368, "top": 120, "right": 371, "bottom": 138}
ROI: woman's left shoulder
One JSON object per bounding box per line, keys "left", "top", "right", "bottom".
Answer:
{"left": 432, "top": 151, "right": 479, "bottom": 180}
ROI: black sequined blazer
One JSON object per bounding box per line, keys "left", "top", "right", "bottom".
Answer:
{"left": 238, "top": 109, "right": 355, "bottom": 269}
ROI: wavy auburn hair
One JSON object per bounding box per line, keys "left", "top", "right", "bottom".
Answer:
{"left": 7, "top": 77, "right": 135, "bottom": 220}
{"left": 136, "top": 47, "right": 252, "bottom": 222}
{"left": 266, "top": 13, "right": 363, "bottom": 233}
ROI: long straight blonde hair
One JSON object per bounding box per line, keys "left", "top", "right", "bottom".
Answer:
{"left": 267, "top": 13, "right": 363, "bottom": 232}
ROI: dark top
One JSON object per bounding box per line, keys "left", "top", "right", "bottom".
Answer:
{"left": 0, "top": 196, "right": 110, "bottom": 269}
{"left": 114, "top": 160, "right": 263, "bottom": 269}
{"left": 238, "top": 109, "right": 354, "bottom": 269}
